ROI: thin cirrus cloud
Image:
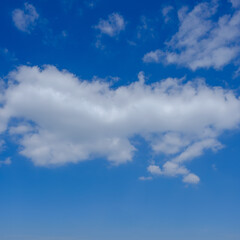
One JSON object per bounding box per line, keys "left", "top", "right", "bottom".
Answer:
{"left": 162, "top": 5, "right": 174, "bottom": 23}
{"left": 12, "top": 3, "right": 39, "bottom": 33}
{"left": 0, "top": 157, "right": 12, "bottom": 167}
{"left": 143, "top": 1, "right": 240, "bottom": 70}
{"left": 94, "top": 13, "right": 126, "bottom": 37}
{"left": 0, "top": 66, "right": 240, "bottom": 184}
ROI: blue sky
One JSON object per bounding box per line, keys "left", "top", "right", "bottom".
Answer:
{"left": 0, "top": 0, "right": 240, "bottom": 239}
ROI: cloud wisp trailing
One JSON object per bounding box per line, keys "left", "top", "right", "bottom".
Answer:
{"left": 1, "top": 66, "right": 240, "bottom": 183}
{"left": 143, "top": 1, "right": 240, "bottom": 70}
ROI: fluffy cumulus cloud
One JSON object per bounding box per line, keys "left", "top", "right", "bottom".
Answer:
{"left": 143, "top": 1, "right": 240, "bottom": 70}
{"left": 95, "top": 13, "right": 125, "bottom": 37}
{"left": 12, "top": 3, "right": 39, "bottom": 33}
{"left": 0, "top": 65, "right": 240, "bottom": 183}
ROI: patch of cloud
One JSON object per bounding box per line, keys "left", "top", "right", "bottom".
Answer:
{"left": 94, "top": 13, "right": 125, "bottom": 37}
{"left": 0, "top": 140, "right": 5, "bottom": 152}
{"left": 136, "top": 16, "right": 156, "bottom": 40}
{"left": 0, "top": 48, "right": 18, "bottom": 62}
{"left": 229, "top": 0, "right": 240, "bottom": 8}
{"left": 84, "top": 0, "right": 97, "bottom": 9}
{"left": 172, "top": 138, "right": 223, "bottom": 163}
{"left": 151, "top": 132, "right": 190, "bottom": 155}
{"left": 0, "top": 66, "right": 240, "bottom": 183}
{"left": 9, "top": 123, "right": 34, "bottom": 135}
{"left": 148, "top": 162, "right": 199, "bottom": 184}
{"left": 233, "top": 66, "right": 240, "bottom": 78}
{"left": 162, "top": 6, "right": 174, "bottom": 23}
{"left": 147, "top": 165, "right": 162, "bottom": 175}
{"left": 12, "top": 3, "right": 39, "bottom": 33}
{"left": 143, "top": 1, "right": 240, "bottom": 70}
{"left": 139, "top": 176, "right": 152, "bottom": 181}
{"left": 0, "top": 157, "right": 12, "bottom": 167}
{"left": 143, "top": 49, "right": 164, "bottom": 63}
{"left": 183, "top": 173, "right": 200, "bottom": 184}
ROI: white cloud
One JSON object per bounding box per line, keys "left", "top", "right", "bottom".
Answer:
{"left": 0, "top": 157, "right": 12, "bottom": 166}
{"left": 94, "top": 13, "right": 125, "bottom": 37}
{"left": 148, "top": 162, "right": 190, "bottom": 183}
{"left": 143, "top": 49, "right": 163, "bottom": 63}
{"left": 161, "top": 161, "right": 189, "bottom": 176}
{"left": 143, "top": 2, "right": 240, "bottom": 70}
{"left": 136, "top": 16, "right": 156, "bottom": 40}
{"left": 139, "top": 176, "right": 152, "bottom": 181}
{"left": 183, "top": 173, "right": 200, "bottom": 184}
{"left": 162, "top": 6, "right": 174, "bottom": 23}
{"left": 229, "top": 0, "right": 240, "bottom": 8}
{"left": 0, "top": 65, "right": 240, "bottom": 183}
{"left": 148, "top": 162, "right": 199, "bottom": 184}
{"left": 12, "top": 3, "right": 39, "bottom": 33}
{"left": 173, "top": 138, "right": 223, "bottom": 163}
{"left": 147, "top": 165, "right": 162, "bottom": 175}
{"left": 151, "top": 132, "right": 190, "bottom": 155}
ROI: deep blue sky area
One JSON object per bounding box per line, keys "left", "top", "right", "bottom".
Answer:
{"left": 0, "top": 0, "right": 240, "bottom": 240}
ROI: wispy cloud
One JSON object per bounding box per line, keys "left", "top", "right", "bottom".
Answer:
{"left": 95, "top": 13, "right": 126, "bottom": 37}
{"left": 162, "top": 5, "right": 174, "bottom": 23}
{"left": 143, "top": 1, "right": 240, "bottom": 70}
{"left": 0, "top": 157, "right": 12, "bottom": 167}
{"left": 12, "top": 3, "right": 39, "bottom": 33}
{"left": 139, "top": 176, "right": 152, "bottom": 181}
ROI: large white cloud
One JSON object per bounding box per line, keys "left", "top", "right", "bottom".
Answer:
{"left": 1, "top": 65, "right": 240, "bottom": 183}
{"left": 143, "top": 1, "right": 240, "bottom": 70}
{"left": 12, "top": 3, "right": 39, "bottom": 33}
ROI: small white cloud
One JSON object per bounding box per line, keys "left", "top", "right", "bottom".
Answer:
{"left": 143, "top": 49, "right": 164, "bottom": 63}
{"left": 136, "top": 16, "right": 155, "bottom": 40}
{"left": 84, "top": 0, "right": 97, "bottom": 9}
{"left": 182, "top": 173, "right": 200, "bottom": 184}
{"left": 139, "top": 176, "right": 153, "bottom": 181}
{"left": 173, "top": 139, "right": 223, "bottom": 163}
{"left": 12, "top": 3, "right": 39, "bottom": 33}
{"left": 162, "top": 162, "right": 188, "bottom": 177}
{"left": 95, "top": 13, "right": 125, "bottom": 37}
{"left": 162, "top": 6, "right": 174, "bottom": 23}
{"left": 233, "top": 66, "right": 240, "bottom": 78}
{"left": 148, "top": 161, "right": 188, "bottom": 176}
{"left": 0, "top": 157, "right": 12, "bottom": 166}
{"left": 147, "top": 165, "right": 162, "bottom": 175}
{"left": 147, "top": 161, "right": 198, "bottom": 183}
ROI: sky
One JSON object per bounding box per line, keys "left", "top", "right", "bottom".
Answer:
{"left": 0, "top": 0, "right": 240, "bottom": 239}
